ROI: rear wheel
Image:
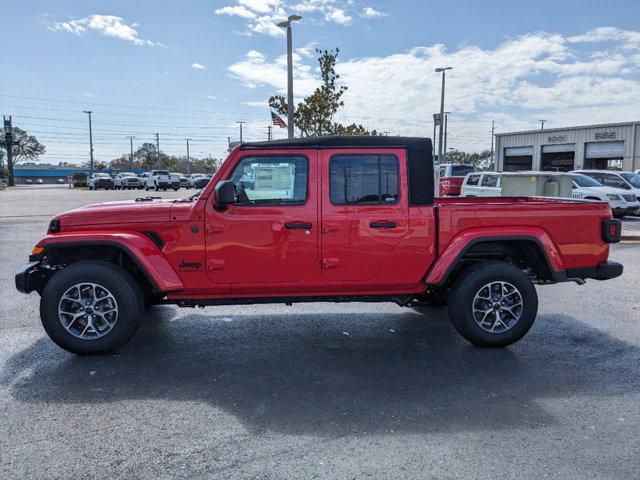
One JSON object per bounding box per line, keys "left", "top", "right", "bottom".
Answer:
{"left": 40, "top": 261, "right": 143, "bottom": 354}
{"left": 447, "top": 261, "right": 538, "bottom": 347}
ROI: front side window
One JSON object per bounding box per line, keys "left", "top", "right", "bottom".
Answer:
{"left": 601, "top": 174, "right": 629, "bottom": 189}
{"left": 330, "top": 155, "right": 399, "bottom": 205}
{"left": 229, "top": 155, "right": 308, "bottom": 205}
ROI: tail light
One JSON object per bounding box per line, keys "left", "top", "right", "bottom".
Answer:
{"left": 602, "top": 218, "right": 621, "bottom": 243}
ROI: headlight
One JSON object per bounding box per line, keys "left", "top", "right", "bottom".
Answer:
{"left": 607, "top": 194, "right": 621, "bottom": 201}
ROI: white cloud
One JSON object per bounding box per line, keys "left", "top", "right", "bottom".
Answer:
{"left": 215, "top": 0, "right": 357, "bottom": 36}
{"left": 361, "top": 7, "right": 387, "bottom": 19}
{"left": 325, "top": 8, "right": 352, "bottom": 25}
{"left": 226, "top": 28, "right": 640, "bottom": 151}
{"left": 206, "top": 95, "right": 217, "bottom": 100}
{"left": 214, "top": 5, "right": 257, "bottom": 19}
{"left": 568, "top": 26, "right": 640, "bottom": 50}
{"left": 192, "top": 63, "right": 206, "bottom": 70}
{"left": 46, "top": 14, "right": 164, "bottom": 47}
{"left": 239, "top": 0, "right": 282, "bottom": 14}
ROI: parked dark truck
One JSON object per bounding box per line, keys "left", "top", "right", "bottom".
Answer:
{"left": 16, "top": 137, "right": 623, "bottom": 354}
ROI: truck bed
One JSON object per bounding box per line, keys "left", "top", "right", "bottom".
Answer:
{"left": 433, "top": 195, "right": 613, "bottom": 273}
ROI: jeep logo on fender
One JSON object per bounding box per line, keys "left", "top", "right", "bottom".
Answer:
{"left": 179, "top": 261, "right": 202, "bottom": 270}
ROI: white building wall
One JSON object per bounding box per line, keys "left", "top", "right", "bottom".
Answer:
{"left": 495, "top": 122, "right": 640, "bottom": 172}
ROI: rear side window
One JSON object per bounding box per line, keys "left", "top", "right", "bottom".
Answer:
{"left": 330, "top": 155, "right": 399, "bottom": 205}
{"left": 451, "top": 165, "right": 475, "bottom": 177}
{"left": 481, "top": 175, "right": 498, "bottom": 187}
{"left": 466, "top": 174, "right": 481, "bottom": 186}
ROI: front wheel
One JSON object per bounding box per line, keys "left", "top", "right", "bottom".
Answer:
{"left": 40, "top": 260, "right": 143, "bottom": 354}
{"left": 447, "top": 261, "right": 538, "bottom": 348}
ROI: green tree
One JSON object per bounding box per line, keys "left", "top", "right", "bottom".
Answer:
{"left": 133, "top": 143, "right": 159, "bottom": 168}
{"left": 443, "top": 149, "right": 494, "bottom": 171}
{"left": 269, "top": 48, "right": 379, "bottom": 137}
{"left": 0, "top": 127, "right": 46, "bottom": 164}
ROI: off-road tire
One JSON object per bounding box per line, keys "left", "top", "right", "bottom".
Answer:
{"left": 40, "top": 260, "right": 143, "bottom": 355}
{"left": 447, "top": 261, "right": 538, "bottom": 348}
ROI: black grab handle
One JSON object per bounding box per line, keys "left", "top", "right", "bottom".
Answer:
{"left": 369, "top": 221, "right": 397, "bottom": 229}
{"left": 284, "top": 223, "right": 312, "bottom": 229}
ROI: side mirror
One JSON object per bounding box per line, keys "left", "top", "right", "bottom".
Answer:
{"left": 214, "top": 180, "right": 237, "bottom": 209}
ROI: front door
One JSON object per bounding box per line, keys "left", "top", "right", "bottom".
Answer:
{"left": 320, "top": 149, "right": 409, "bottom": 283}
{"left": 205, "top": 151, "right": 318, "bottom": 285}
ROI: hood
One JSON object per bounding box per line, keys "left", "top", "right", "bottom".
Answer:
{"left": 56, "top": 199, "right": 174, "bottom": 227}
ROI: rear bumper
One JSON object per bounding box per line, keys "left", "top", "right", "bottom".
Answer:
{"left": 565, "top": 261, "right": 623, "bottom": 281}
{"left": 612, "top": 206, "right": 639, "bottom": 214}
{"left": 15, "top": 261, "right": 41, "bottom": 294}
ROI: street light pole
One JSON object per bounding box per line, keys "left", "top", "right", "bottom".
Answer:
{"left": 236, "top": 121, "right": 246, "bottom": 143}
{"left": 184, "top": 138, "right": 192, "bottom": 174}
{"left": 435, "top": 67, "right": 452, "bottom": 163}
{"left": 539, "top": 119, "right": 546, "bottom": 130}
{"left": 127, "top": 136, "right": 136, "bottom": 164}
{"left": 443, "top": 112, "right": 450, "bottom": 162}
{"left": 277, "top": 15, "right": 302, "bottom": 140}
{"left": 83, "top": 111, "right": 94, "bottom": 175}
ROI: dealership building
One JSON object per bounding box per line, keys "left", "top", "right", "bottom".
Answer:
{"left": 495, "top": 121, "right": 640, "bottom": 173}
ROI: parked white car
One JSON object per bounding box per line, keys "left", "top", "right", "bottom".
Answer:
{"left": 88, "top": 172, "right": 114, "bottom": 190}
{"left": 144, "top": 170, "right": 171, "bottom": 191}
{"left": 573, "top": 170, "right": 640, "bottom": 196}
{"left": 114, "top": 172, "right": 141, "bottom": 190}
{"left": 169, "top": 172, "right": 182, "bottom": 191}
{"left": 174, "top": 173, "right": 188, "bottom": 189}
{"left": 187, "top": 174, "right": 209, "bottom": 189}
{"left": 570, "top": 173, "right": 640, "bottom": 218}
{"left": 460, "top": 172, "right": 501, "bottom": 197}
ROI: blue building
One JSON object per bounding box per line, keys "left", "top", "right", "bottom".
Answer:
{"left": 13, "top": 164, "right": 140, "bottom": 184}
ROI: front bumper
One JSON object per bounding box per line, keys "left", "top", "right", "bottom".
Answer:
{"left": 565, "top": 261, "right": 623, "bottom": 282}
{"left": 15, "top": 261, "right": 42, "bottom": 294}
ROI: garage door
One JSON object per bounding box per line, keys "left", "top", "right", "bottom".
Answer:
{"left": 504, "top": 146, "right": 533, "bottom": 172}
{"left": 505, "top": 146, "right": 534, "bottom": 156}
{"left": 541, "top": 143, "right": 575, "bottom": 172}
{"left": 542, "top": 143, "right": 575, "bottom": 153}
{"left": 585, "top": 141, "right": 624, "bottom": 158}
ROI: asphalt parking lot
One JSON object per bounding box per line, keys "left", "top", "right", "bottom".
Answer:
{"left": 1, "top": 185, "right": 639, "bottom": 479}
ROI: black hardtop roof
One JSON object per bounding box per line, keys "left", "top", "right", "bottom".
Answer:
{"left": 241, "top": 135, "right": 434, "bottom": 206}
{"left": 241, "top": 135, "right": 431, "bottom": 151}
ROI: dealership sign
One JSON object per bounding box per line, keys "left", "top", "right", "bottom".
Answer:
{"left": 548, "top": 135, "right": 566, "bottom": 143}
{"left": 594, "top": 131, "right": 616, "bottom": 140}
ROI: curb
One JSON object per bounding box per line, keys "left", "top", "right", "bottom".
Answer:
{"left": 621, "top": 233, "right": 640, "bottom": 241}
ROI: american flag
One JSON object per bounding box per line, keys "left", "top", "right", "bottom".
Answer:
{"left": 271, "top": 111, "right": 287, "bottom": 128}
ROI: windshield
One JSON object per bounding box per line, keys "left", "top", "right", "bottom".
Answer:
{"left": 620, "top": 172, "right": 640, "bottom": 188}
{"left": 572, "top": 174, "right": 602, "bottom": 187}
{"left": 96, "top": 173, "right": 110, "bottom": 178}
{"left": 154, "top": 170, "right": 169, "bottom": 176}
{"left": 450, "top": 165, "right": 475, "bottom": 177}
{"left": 123, "top": 172, "right": 136, "bottom": 177}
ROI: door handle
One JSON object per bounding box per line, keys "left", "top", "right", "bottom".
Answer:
{"left": 370, "top": 221, "right": 397, "bottom": 229}
{"left": 284, "top": 222, "right": 312, "bottom": 230}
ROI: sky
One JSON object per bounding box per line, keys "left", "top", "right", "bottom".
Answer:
{"left": 1, "top": 0, "right": 639, "bottom": 165}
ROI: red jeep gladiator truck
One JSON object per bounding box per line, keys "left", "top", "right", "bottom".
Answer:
{"left": 15, "top": 136, "right": 623, "bottom": 354}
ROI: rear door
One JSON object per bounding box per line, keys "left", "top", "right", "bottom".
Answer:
{"left": 320, "top": 149, "right": 409, "bottom": 282}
